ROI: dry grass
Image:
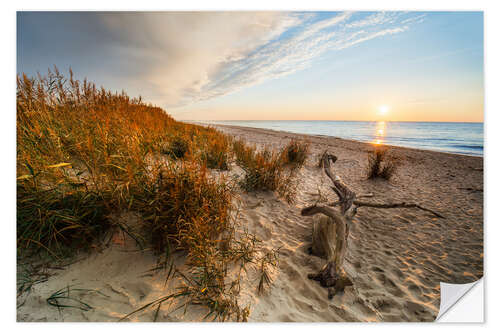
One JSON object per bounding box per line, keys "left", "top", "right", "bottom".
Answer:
{"left": 233, "top": 139, "right": 308, "bottom": 202}
{"left": 366, "top": 146, "right": 398, "bottom": 180}
{"left": 282, "top": 139, "right": 309, "bottom": 168}
{"left": 132, "top": 162, "right": 232, "bottom": 254}
{"left": 17, "top": 68, "right": 281, "bottom": 321}
{"left": 16, "top": 67, "right": 235, "bottom": 256}
{"left": 164, "top": 136, "right": 189, "bottom": 159}
{"left": 199, "top": 130, "right": 232, "bottom": 170}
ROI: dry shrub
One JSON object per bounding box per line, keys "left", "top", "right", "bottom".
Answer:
{"left": 17, "top": 68, "right": 277, "bottom": 321}
{"left": 282, "top": 139, "right": 309, "bottom": 168}
{"left": 233, "top": 139, "right": 304, "bottom": 202}
{"left": 16, "top": 67, "right": 233, "bottom": 256}
{"left": 165, "top": 136, "right": 189, "bottom": 159}
{"left": 367, "top": 146, "right": 398, "bottom": 180}
{"left": 199, "top": 133, "right": 231, "bottom": 170}
{"left": 132, "top": 162, "right": 231, "bottom": 254}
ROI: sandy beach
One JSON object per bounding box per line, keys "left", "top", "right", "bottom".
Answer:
{"left": 17, "top": 124, "right": 483, "bottom": 322}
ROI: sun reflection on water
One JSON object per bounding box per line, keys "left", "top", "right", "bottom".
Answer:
{"left": 372, "top": 121, "right": 386, "bottom": 145}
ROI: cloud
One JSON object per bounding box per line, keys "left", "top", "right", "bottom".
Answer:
{"left": 401, "top": 13, "right": 427, "bottom": 25}
{"left": 96, "top": 12, "right": 306, "bottom": 107}
{"left": 19, "top": 12, "right": 425, "bottom": 108}
{"left": 149, "top": 11, "right": 420, "bottom": 107}
{"left": 345, "top": 11, "right": 397, "bottom": 28}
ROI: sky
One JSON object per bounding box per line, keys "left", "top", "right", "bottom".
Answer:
{"left": 17, "top": 11, "right": 483, "bottom": 122}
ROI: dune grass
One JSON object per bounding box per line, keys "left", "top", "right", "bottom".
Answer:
{"left": 17, "top": 68, "right": 289, "bottom": 321}
{"left": 366, "top": 146, "right": 398, "bottom": 180}
{"left": 282, "top": 139, "right": 309, "bottom": 169}
{"left": 17, "top": 67, "right": 235, "bottom": 257}
{"left": 131, "top": 161, "right": 232, "bottom": 254}
{"left": 232, "top": 138, "right": 308, "bottom": 202}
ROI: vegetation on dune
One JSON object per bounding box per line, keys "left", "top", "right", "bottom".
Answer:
{"left": 282, "top": 139, "right": 309, "bottom": 168}
{"left": 199, "top": 132, "right": 232, "bottom": 170}
{"left": 366, "top": 146, "right": 398, "bottom": 180}
{"left": 132, "top": 162, "right": 232, "bottom": 254}
{"left": 17, "top": 67, "right": 233, "bottom": 256}
{"left": 17, "top": 68, "right": 298, "bottom": 321}
{"left": 233, "top": 138, "right": 309, "bottom": 202}
{"left": 164, "top": 136, "right": 189, "bottom": 159}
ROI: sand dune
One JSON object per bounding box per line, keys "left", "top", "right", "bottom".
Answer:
{"left": 17, "top": 125, "right": 483, "bottom": 322}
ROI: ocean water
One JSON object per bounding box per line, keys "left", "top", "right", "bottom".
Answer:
{"left": 206, "top": 121, "right": 484, "bottom": 156}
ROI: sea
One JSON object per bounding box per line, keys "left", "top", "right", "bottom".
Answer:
{"left": 204, "top": 120, "right": 484, "bottom": 157}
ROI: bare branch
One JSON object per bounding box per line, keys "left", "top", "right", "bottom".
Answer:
{"left": 321, "top": 154, "right": 356, "bottom": 214}
{"left": 353, "top": 200, "right": 445, "bottom": 219}
{"left": 327, "top": 199, "right": 444, "bottom": 218}
{"left": 301, "top": 204, "right": 344, "bottom": 222}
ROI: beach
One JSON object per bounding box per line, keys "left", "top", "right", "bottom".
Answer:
{"left": 17, "top": 124, "right": 483, "bottom": 322}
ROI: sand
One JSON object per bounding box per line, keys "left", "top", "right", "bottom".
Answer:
{"left": 16, "top": 124, "right": 484, "bottom": 322}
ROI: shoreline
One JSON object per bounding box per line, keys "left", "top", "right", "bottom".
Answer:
{"left": 207, "top": 123, "right": 484, "bottom": 160}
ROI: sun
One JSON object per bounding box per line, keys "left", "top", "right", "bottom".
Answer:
{"left": 378, "top": 105, "right": 390, "bottom": 115}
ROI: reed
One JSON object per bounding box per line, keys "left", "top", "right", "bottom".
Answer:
{"left": 281, "top": 139, "right": 309, "bottom": 169}
{"left": 17, "top": 68, "right": 278, "bottom": 321}
{"left": 233, "top": 139, "right": 307, "bottom": 202}
{"left": 367, "top": 146, "right": 398, "bottom": 180}
{"left": 17, "top": 67, "right": 233, "bottom": 257}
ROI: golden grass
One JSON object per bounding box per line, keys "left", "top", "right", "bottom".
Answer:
{"left": 282, "top": 139, "right": 309, "bottom": 168}
{"left": 366, "top": 146, "right": 398, "bottom": 180}
{"left": 17, "top": 67, "right": 236, "bottom": 256}
{"left": 17, "top": 68, "right": 284, "bottom": 321}
{"left": 233, "top": 138, "right": 308, "bottom": 202}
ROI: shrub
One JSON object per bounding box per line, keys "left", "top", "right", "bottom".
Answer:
{"left": 367, "top": 147, "right": 398, "bottom": 180}
{"left": 282, "top": 139, "right": 309, "bottom": 168}
{"left": 238, "top": 148, "right": 284, "bottom": 193}
{"left": 132, "top": 162, "right": 232, "bottom": 254}
{"left": 233, "top": 140, "right": 303, "bottom": 202}
{"left": 165, "top": 136, "right": 189, "bottom": 159}
{"left": 200, "top": 135, "right": 231, "bottom": 170}
{"left": 16, "top": 67, "right": 232, "bottom": 256}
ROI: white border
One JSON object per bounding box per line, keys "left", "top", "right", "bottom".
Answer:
{"left": 3, "top": 1, "right": 498, "bottom": 331}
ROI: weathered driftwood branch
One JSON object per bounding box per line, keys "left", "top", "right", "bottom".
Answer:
{"left": 302, "top": 152, "right": 444, "bottom": 299}
{"left": 327, "top": 200, "right": 445, "bottom": 219}
{"left": 301, "top": 154, "right": 356, "bottom": 298}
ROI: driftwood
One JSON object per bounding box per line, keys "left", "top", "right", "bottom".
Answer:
{"left": 301, "top": 153, "right": 444, "bottom": 299}
{"left": 327, "top": 200, "right": 445, "bottom": 218}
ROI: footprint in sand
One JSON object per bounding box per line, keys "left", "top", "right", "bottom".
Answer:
{"left": 120, "top": 281, "right": 152, "bottom": 302}
{"left": 370, "top": 297, "right": 396, "bottom": 314}
{"left": 406, "top": 281, "right": 422, "bottom": 297}
{"left": 403, "top": 301, "right": 433, "bottom": 320}
{"left": 352, "top": 297, "right": 377, "bottom": 317}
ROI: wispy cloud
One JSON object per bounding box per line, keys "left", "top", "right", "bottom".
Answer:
{"left": 149, "top": 11, "right": 423, "bottom": 107}
{"left": 27, "top": 12, "right": 425, "bottom": 108}
{"left": 401, "top": 13, "right": 427, "bottom": 25}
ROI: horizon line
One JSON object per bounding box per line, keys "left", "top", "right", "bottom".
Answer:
{"left": 184, "top": 119, "right": 484, "bottom": 124}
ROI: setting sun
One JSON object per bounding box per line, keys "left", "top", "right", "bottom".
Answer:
{"left": 378, "top": 105, "right": 390, "bottom": 115}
